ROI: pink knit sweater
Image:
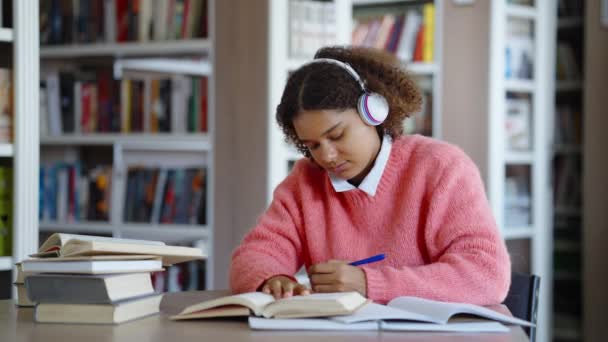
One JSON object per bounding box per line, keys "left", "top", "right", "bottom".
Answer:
{"left": 230, "top": 135, "right": 511, "bottom": 305}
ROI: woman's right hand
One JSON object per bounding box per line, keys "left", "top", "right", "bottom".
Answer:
{"left": 261, "top": 275, "right": 310, "bottom": 299}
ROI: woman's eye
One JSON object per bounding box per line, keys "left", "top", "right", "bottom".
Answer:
{"left": 330, "top": 133, "right": 344, "bottom": 141}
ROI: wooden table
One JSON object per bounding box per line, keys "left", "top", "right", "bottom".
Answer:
{"left": 0, "top": 290, "right": 529, "bottom": 342}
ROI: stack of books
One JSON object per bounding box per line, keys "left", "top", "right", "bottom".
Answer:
{"left": 18, "top": 233, "right": 205, "bottom": 324}
{"left": 13, "top": 263, "right": 35, "bottom": 307}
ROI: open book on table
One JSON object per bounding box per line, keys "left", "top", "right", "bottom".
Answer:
{"left": 31, "top": 233, "right": 205, "bottom": 265}
{"left": 170, "top": 291, "right": 369, "bottom": 319}
{"left": 250, "top": 296, "right": 533, "bottom": 332}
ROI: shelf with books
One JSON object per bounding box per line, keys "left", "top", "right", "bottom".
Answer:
{"left": 0, "top": 0, "right": 40, "bottom": 299}
{"left": 40, "top": 39, "right": 212, "bottom": 58}
{"left": 40, "top": 134, "right": 211, "bottom": 150}
{"left": 38, "top": 0, "right": 215, "bottom": 289}
{"left": 0, "top": 256, "right": 11, "bottom": 271}
{"left": 551, "top": 0, "right": 586, "bottom": 332}
{"left": 488, "top": 2, "right": 555, "bottom": 341}
{"left": 350, "top": 0, "right": 443, "bottom": 138}
{"left": 0, "top": 143, "right": 12, "bottom": 157}
{"left": 0, "top": 27, "right": 12, "bottom": 42}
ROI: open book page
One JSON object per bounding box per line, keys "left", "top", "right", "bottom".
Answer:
{"left": 261, "top": 292, "right": 369, "bottom": 319}
{"left": 249, "top": 317, "right": 378, "bottom": 331}
{"left": 58, "top": 239, "right": 205, "bottom": 265}
{"left": 174, "top": 292, "right": 275, "bottom": 318}
{"left": 380, "top": 321, "right": 510, "bottom": 333}
{"left": 330, "top": 302, "right": 435, "bottom": 324}
{"left": 388, "top": 297, "right": 534, "bottom": 327}
{"left": 34, "top": 233, "right": 165, "bottom": 257}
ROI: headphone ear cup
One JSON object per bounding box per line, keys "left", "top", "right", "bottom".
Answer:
{"left": 357, "top": 92, "right": 389, "bottom": 126}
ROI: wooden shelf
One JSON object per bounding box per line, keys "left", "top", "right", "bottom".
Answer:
{"left": 40, "top": 39, "right": 211, "bottom": 58}
{"left": 556, "top": 80, "right": 583, "bottom": 92}
{"left": 554, "top": 240, "right": 581, "bottom": 253}
{"left": 404, "top": 62, "right": 437, "bottom": 76}
{"left": 0, "top": 256, "right": 12, "bottom": 271}
{"left": 553, "top": 144, "right": 582, "bottom": 155}
{"left": 505, "top": 4, "right": 538, "bottom": 20}
{"left": 558, "top": 17, "right": 583, "bottom": 29}
{"left": 555, "top": 206, "right": 582, "bottom": 217}
{"left": 0, "top": 28, "right": 13, "bottom": 42}
{"left": 287, "top": 58, "right": 437, "bottom": 77}
{"left": 0, "top": 144, "right": 13, "bottom": 157}
{"left": 40, "top": 134, "right": 211, "bottom": 151}
{"left": 503, "top": 226, "right": 535, "bottom": 240}
{"left": 352, "top": 0, "right": 423, "bottom": 6}
{"left": 554, "top": 271, "right": 581, "bottom": 281}
{"left": 505, "top": 151, "right": 534, "bottom": 164}
{"left": 505, "top": 79, "right": 535, "bottom": 93}
{"left": 39, "top": 222, "right": 210, "bottom": 243}
{"left": 115, "top": 58, "right": 212, "bottom": 78}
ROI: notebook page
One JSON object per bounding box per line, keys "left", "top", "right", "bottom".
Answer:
{"left": 331, "top": 303, "right": 435, "bottom": 324}
{"left": 387, "top": 297, "right": 534, "bottom": 326}
{"left": 249, "top": 317, "right": 378, "bottom": 331}
{"left": 380, "top": 320, "right": 510, "bottom": 333}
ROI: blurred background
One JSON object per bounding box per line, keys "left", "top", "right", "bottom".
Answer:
{"left": 0, "top": 0, "right": 606, "bottom": 341}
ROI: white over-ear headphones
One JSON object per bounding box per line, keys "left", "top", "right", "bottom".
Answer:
{"left": 302, "top": 58, "right": 389, "bottom": 126}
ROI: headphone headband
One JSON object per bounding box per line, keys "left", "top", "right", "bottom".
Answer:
{"left": 299, "top": 57, "right": 389, "bottom": 127}
{"left": 301, "top": 58, "right": 367, "bottom": 92}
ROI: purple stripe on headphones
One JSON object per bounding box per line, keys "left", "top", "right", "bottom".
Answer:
{"left": 364, "top": 96, "right": 382, "bottom": 124}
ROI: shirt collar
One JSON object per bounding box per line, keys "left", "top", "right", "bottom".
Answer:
{"left": 329, "top": 135, "right": 392, "bottom": 196}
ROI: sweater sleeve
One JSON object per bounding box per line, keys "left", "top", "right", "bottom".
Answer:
{"left": 363, "top": 151, "right": 511, "bottom": 305}
{"left": 229, "top": 169, "right": 305, "bottom": 294}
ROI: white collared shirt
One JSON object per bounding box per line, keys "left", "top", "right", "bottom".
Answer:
{"left": 329, "top": 135, "right": 392, "bottom": 196}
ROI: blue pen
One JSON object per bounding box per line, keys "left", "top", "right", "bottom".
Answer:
{"left": 349, "top": 254, "right": 385, "bottom": 266}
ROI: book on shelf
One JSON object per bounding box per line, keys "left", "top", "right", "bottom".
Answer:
{"left": 32, "top": 232, "right": 205, "bottom": 265}
{"left": 40, "top": 162, "right": 112, "bottom": 222}
{"left": 25, "top": 272, "right": 156, "bottom": 304}
{"left": 0, "top": 166, "right": 11, "bottom": 257}
{"left": 170, "top": 291, "right": 369, "bottom": 320}
{"left": 0, "top": 67, "right": 12, "bottom": 143}
{"left": 124, "top": 166, "right": 207, "bottom": 225}
{"left": 21, "top": 255, "right": 164, "bottom": 274}
{"left": 505, "top": 18, "right": 534, "bottom": 80}
{"left": 556, "top": 42, "right": 581, "bottom": 81}
{"left": 403, "top": 91, "right": 432, "bottom": 136}
{"left": 248, "top": 295, "right": 530, "bottom": 332}
{"left": 40, "top": 0, "right": 208, "bottom": 45}
{"left": 351, "top": 3, "right": 434, "bottom": 63}
{"left": 505, "top": 97, "right": 532, "bottom": 151}
{"left": 34, "top": 293, "right": 163, "bottom": 324}
{"left": 289, "top": 0, "right": 338, "bottom": 59}
{"left": 41, "top": 68, "right": 209, "bottom": 136}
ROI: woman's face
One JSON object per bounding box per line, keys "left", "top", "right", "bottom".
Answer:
{"left": 293, "top": 108, "right": 381, "bottom": 184}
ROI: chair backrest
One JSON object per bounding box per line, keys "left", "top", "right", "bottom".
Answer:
{"left": 503, "top": 272, "right": 541, "bottom": 342}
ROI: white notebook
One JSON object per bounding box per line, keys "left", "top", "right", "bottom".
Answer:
{"left": 249, "top": 317, "right": 509, "bottom": 333}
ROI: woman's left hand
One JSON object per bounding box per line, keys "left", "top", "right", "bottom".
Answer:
{"left": 308, "top": 260, "right": 367, "bottom": 296}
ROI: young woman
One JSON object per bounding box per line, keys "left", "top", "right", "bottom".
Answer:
{"left": 229, "top": 46, "right": 511, "bottom": 305}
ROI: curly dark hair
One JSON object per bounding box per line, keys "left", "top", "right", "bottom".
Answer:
{"left": 276, "top": 46, "right": 423, "bottom": 158}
